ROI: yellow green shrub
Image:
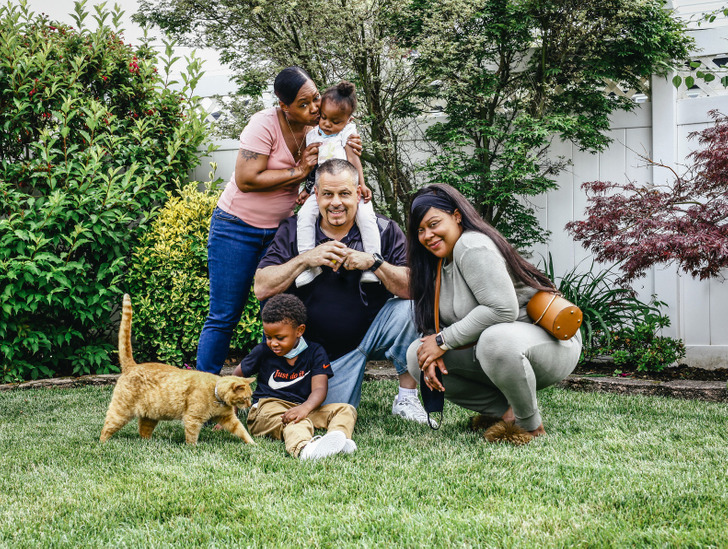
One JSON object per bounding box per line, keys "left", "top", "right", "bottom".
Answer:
{"left": 124, "top": 183, "right": 262, "bottom": 366}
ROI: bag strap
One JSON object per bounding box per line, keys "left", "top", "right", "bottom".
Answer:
{"left": 434, "top": 258, "right": 443, "bottom": 332}
{"left": 531, "top": 292, "right": 558, "bottom": 325}
{"left": 434, "top": 258, "right": 475, "bottom": 351}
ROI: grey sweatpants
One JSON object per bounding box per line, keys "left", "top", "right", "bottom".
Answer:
{"left": 407, "top": 322, "right": 582, "bottom": 431}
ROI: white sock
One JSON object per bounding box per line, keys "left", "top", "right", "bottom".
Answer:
{"left": 397, "top": 387, "right": 417, "bottom": 401}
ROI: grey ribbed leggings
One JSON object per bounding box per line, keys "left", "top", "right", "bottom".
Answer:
{"left": 406, "top": 322, "right": 582, "bottom": 431}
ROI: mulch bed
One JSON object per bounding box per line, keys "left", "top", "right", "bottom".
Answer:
{"left": 574, "top": 361, "right": 728, "bottom": 382}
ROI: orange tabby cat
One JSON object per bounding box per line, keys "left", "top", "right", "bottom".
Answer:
{"left": 100, "top": 294, "right": 256, "bottom": 445}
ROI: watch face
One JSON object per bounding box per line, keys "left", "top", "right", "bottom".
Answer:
{"left": 435, "top": 333, "right": 444, "bottom": 346}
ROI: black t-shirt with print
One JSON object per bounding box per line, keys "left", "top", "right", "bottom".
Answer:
{"left": 239, "top": 340, "right": 332, "bottom": 404}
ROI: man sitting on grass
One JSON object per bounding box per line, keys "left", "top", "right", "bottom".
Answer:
{"left": 233, "top": 294, "right": 357, "bottom": 460}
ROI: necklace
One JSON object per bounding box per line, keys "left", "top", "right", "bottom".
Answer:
{"left": 283, "top": 110, "right": 304, "bottom": 159}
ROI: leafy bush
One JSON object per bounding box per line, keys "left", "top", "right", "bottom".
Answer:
{"left": 125, "top": 182, "right": 262, "bottom": 366}
{"left": 543, "top": 255, "right": 685, "bottom": 371}
{"left": 567, "top": 110, "right": 728, "bottom": 283}
{"left": 608, "top": 315, "right": 686, "bottom": 373}
{"left": 0, "top": 0, "right": 213, "bottom": 381}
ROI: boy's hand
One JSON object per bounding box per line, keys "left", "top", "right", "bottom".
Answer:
{"left": 282, "top": 405, "right": 311, "bottom": 425}
{"left": 360, "top": 184, "right": 372, "bottom": 202}
{"left": 296, "top": 189, "right": 310, "bottom": 205}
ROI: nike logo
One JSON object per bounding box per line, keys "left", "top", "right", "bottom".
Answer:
{"left": 268, "top": 371, "right": 310, "bottom": 390}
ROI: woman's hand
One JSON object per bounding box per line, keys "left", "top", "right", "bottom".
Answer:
{"left": 417, "top": 334, "right": 446, "bottom": 369}
{"left": 417, "top": 334, "right": 448, "bottom": 391}
{"left": 299, "top": 142, "right": 320, "bottom": 174}
{"left": 421, "top": 357, "right": 447, "bottom": 392}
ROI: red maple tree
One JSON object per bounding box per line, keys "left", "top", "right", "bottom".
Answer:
{"left": 567, "top": 110, "right": 728, "bottom": 282}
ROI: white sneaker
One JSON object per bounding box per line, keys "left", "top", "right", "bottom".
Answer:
{"left": 299, "top": 431, "right": 346, "bottom": 460}
{"left": 392, "top": 395, "right": 437, "bottom": 427}
{"left": 360, "top": 270, "right": 379, "bottom": 283}
{"left": 341, "top": 438, "right": 357, "bottom": 455}
{"left": 295, "top": 266, "right": 322, "bottom": 287}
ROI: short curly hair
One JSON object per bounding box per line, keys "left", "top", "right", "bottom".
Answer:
{"left": 261, "top": 294, "right": 307, "bottom": 327}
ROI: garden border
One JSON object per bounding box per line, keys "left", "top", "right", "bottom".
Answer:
{"left": 2, "top": 364, "right": 726, "bottom": 403}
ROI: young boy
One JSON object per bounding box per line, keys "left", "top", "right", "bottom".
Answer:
{"left": 294, "top": 81, "right": 381, "bottom": 287}
{"left": 233, "top": 294, "right": 357, "bottom": 460}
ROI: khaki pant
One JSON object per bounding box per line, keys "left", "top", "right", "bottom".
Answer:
{"left": 247, "top": 398, "right": 357, "bottom": 456}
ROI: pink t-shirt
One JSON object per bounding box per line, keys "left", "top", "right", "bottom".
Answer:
{"left": 217, "top": 107, "right": 300, "bottom": 229}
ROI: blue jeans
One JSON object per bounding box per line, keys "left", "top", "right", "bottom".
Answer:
{"left": 323, "top": 298, "right": 418, "bottom": 408}
{"left": 196, "top": 207, "right": 277, "bottom": 374}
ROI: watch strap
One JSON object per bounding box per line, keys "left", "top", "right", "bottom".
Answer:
{"left": 371, "top": 253, "right": 384, "bottom": 272}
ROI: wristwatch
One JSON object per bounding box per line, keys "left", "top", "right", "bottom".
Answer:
{"left": 370, "top": 253, "right": 384, "bottom": 272}
{"left": 435, "top": 332, "right": 448, "bottom": 351}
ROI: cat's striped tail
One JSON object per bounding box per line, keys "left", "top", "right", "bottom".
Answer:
{"left": 118, "top": 294, "right": 137, "bottom": 372}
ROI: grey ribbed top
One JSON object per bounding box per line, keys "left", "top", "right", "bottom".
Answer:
{"left": 439, "top": 231, "right": 537, "bottom": 348}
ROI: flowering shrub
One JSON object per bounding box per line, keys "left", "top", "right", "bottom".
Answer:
{"left": 0, "top": 0, "right": 214, "bottom": 381}
{"left": 125, "top": 183, "right": 262, "bottom": 366}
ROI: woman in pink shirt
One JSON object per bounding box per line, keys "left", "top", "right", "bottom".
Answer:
{"left": 197, "top": 67, "right": 359, "bottom": 374}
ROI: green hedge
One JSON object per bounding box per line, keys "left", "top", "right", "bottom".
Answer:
{"left": 0, "top": 0, "right": 213, "bottom": 381}
{"left": 125, "top": 183, "right": 262, "bottom": 366}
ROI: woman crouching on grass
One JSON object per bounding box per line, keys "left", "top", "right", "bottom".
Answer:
{"left": 405, "top": 184, "right": 582, "bottom": 444}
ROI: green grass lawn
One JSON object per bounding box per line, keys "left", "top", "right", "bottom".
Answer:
{"left": 1, "top": 381, "right": 727, "bottom": 548}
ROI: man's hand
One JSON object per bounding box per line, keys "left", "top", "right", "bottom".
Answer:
{"left": 338, "top": 249, "right": 376, "bottom": 272}
{"left": 254, "top": 240, "right": 352, "bottom": 300}
{"left": 304, "top": 240, "right": 349, "bottom": 270}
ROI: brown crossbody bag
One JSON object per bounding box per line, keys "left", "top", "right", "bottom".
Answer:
{"left": 435, "top": 258, "right": 583, "bottom": 344}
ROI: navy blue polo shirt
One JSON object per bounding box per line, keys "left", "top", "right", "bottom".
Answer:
{"left": 257, "top": 214, "right": 407, "bottom": 360}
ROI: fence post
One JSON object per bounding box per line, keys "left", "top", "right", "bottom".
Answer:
{"left": 650, "top": 72, "right": 682, "bottom": 340}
